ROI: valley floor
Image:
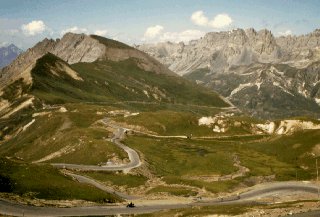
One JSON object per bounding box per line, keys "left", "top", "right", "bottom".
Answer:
{"left": 1, "top": 103, "right": 320, "bottom": 216}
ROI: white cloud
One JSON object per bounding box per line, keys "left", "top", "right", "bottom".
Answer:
{"left": 191, "top": 11, "right": 233, "bottom": 29}
{"left": 160, "top": 29, "right": 205, "bottom": 43}
{"left": 0, "top": 42, "right": 8, "bottom": 47}
{"left": 209, "top": 14, "right": 233, "bottom": 28}
{"left": 191, "top": 11, "right": 208, "bottom": 26}
{"left": 144, "top": 25, "right": 164, "bottom": 39}
{"left": 142, "top": 24, "right": 204, "bottom": 43}
{"left": 21, "top": 20, "right": 46, "bottom": 36}
{"left": 278, "top": 30, "right": 292, "bottom": 36}
{"left": 60, "top": 26, "right": 88, "bottom": 36}
{"left": 94, "top": 29, "right": 108, "bottom": 36}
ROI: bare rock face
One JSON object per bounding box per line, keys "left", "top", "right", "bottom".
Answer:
{"left": 138, "top": 28, "right": 320, "bottom": 76}
{"left": 138, "top": 28, "right": 320, "bottom": 119}
{"left": 51, "top": 33, "right": 106, "bottom": 64}
{"left": 276, "top": 29, "right": 320, "bottom": 67}
{"left": 0, "top": 38, "right": 56, "bottom": 88}
{"left": 0, "top": 33, "right": 174, "bottom": 91}
{"left": 137, "top": 28, "right": 281, "bottom": 75}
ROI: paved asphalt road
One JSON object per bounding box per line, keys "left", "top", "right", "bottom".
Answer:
{"left": 66, "top": 172, "right": 138, "bottom": 200}
{"left": 1, "top": 182, "right": 319, "bottom": 216}
{"left": 52, "top": 126, "right": 141, "bottom": 172}
{"left": 3, "top": 119, "right": 320, "bottom": 216}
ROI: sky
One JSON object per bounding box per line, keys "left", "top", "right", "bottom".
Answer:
{"left": 0, "top": 0, "right": 319, "bottom": 49}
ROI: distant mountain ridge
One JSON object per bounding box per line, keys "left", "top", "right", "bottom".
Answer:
{"left": 0, "top": 44, "right": 23, "bottom": 69}
{"left": 0, "top": 33, "right": 229, "bottom": 133}
{"left": 137, "top": 28, "right": 320, "bottom": 75}
{"left": 137, "top": 28, "right": 320, "bottom": 119}
{"left": 0, "top": 33, "right": 174, "bottom": 90}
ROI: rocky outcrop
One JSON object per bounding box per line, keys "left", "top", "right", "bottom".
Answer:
{"left": 138, "top": 29, "right": 320, "bottom": 119}
{"left": 137, "top": 28, "right": 320, "bottom": 75}
{"left": 0, "top": 39, "right": 56, "bottom": 88}
{"left": 51, "top": 33, "right": 106, "bottom": 64}
{"left": 137, "top": 28, "right": 282, "bottom": 75}
{"left": 0, "top": 33, "right": 174, "bottom": 91}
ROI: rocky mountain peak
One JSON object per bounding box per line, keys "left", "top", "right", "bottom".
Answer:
{"left": 0, "top": 44, "right": 23, "bottom": 69}
{"left": 0, "top": 32, "right": 174, "bottom": 91}
{"left": 138, "top": 28, "right": 320, "bottom": 119}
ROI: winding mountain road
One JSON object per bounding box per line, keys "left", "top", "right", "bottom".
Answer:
{"left": 66, "top": 172, "right": 138, "bottom": 200}
{"left": 52, "top": 123, "right": 141, "bottom": 172}
{"left": 2, "top": 118, "right": 320, "bottom": 216}
{"left": 0, "top": 181, "right": 319, "bottom": 216}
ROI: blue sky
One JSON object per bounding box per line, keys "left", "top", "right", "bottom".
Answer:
{"left": 0, "top": 0, "right": 319, "bottom": 49}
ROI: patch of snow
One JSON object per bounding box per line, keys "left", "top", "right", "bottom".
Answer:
{"left": 298, "top": 84, "right": 308, "bottom": 97}
{"left": 272, "top": 82, "right": 294, "bottom": 96}
{"left": 239, "top": 71, "right": 256, "bottom": 76}
{"left": 22, "top": 119, "right": 35, "bottom": 131}
{"left": 270, "top": 66, "right": 284, "bottom": 76}
{"left": 230, "top": 83, "right": 254, "bottom": 97}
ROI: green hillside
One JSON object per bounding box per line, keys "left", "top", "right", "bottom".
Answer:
{"left": 30, "top": 53, "right": 229, "bottom": 107}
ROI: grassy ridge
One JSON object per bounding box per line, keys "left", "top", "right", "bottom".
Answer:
{"left": 0, "top": 107, "right": 127, "bottom": 164}
{"left": 244, "top": 130, "right": 320, "bottom": 180}
{"left": 123, "top": 130, "right": 320, "bottom": 192}
{"left": 114, "top": 110, "right": 214, "bottom": 136}
{"left": 0, "top": 158, "right": 120, "bottom": 202}
{"left": 30, "top": 53, "right": 228, "bottom": 107}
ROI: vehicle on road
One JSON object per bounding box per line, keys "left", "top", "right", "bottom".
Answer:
{"left": 126, "top": 202, "right": 135, "bottom": 208}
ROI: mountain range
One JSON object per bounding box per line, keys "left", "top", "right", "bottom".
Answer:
{"left": 0, "top": 44, "right": 23, "bottom": 69}
{"left": 1, "top": 31, "right": 320, "bottom": 212}
{"left": 0, "top": 33, "right": 228, "bottom": 140}
{"left": 137, "top": 29, "right": 320, "bottom": 119}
